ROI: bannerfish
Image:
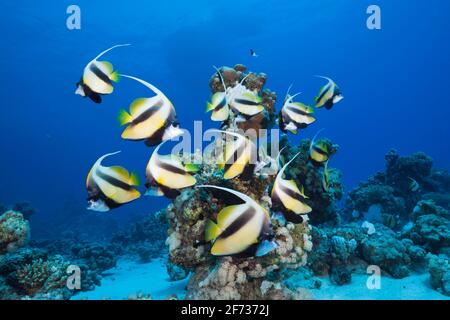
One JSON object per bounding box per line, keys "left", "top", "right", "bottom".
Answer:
{"left": 229, "top": 87, "right": 264, "bottom": 117}
{"left": 206, "top": 67, "right": 230, "bottom": 122}
{"left": 213, "top": 130, "right": 258, "bottom": 180}
{"left": 314, "top": 76, "right": 343, "bottom": 110}
{"left": 118, "top": 75, "right": 183, "bottom": 147}
{"left": 75, "top": 44, "right": 130, "bottom": 104}
{"left": 408, "top": 177, "right": 420, "bottom": 192}
{"left": 383, "top": 214, "right": 397, "bottom": 228}
{"left": 198, "top": 185, "right": 277, "bottom": 257}
{"left": 322, "top": 161, "right": 330, "bottom": 192}
{"left": 86, "top": 151, "right": 141, "bottom": 212}
{"left": 271, "top": 151, "right": 312, "bottom": 224}
{"left": 214, "top": 67, "right": 264, "bottom": 118}
{"left": 279, "top": 86, "right": 316, "bottom": 134}
{"left": 145, "top": 138, "right": 199, "bottom": 199}
{"left": 250, "top": 49, "right": 258, "bottom": 57}
{"left": 309, "top": 129, "right": 330, "bottom": 166}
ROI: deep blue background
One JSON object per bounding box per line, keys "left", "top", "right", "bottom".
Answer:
{"left": 1, "top": 0, "right": 449, "bottom": 238}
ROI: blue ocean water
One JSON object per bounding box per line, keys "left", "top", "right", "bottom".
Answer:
{"left": 1, "top": 0, "right": 449, "bottom": 239}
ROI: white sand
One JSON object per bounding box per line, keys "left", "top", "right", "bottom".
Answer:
{"left": 72, "top": 257, "right": 189, "bottom": 300}
{"left": 310, "top": 273, "right": 450, "bottom": 300}
{"left": 72, "top": 258, "right": 449, "bottom": 300}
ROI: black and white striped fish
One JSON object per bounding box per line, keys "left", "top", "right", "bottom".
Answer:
{"left": 206, "top": 91, "right": 229, "bottom": 122}
{"left": 213, "top": 130, "right": 258, "bottom": 180}
{"left": 86, "top": 151, "right": 141, "bottom": 212}
{"left": 118, "top": 75, "right": 183, "bottom": 147}
{"left": 309, "top": 129, "right": 331, "bottom": 165}
{"left": 314, "top": 76, "right": 343, "bottom": 110}
{"left": 408, "top": 177, "right": 420, "bottom": 192}
{"left": 207, "top": 67, "right": 264, "bottom": 120}
{"left": 271, "top": 151, "right": 312, "bottom": 224}
{"left": 145, "top": 139, "right": 199, "bottom": 199}
{"left": 279, "top": 86, "right": 316, "bottom": 134}
{"left": 322, "top": 160, "right": 330, "bottom": 192}
{"left": 206, "top": 67, "right": 230, "bottom": 122}
{"left": 75, "top": 44, "right": 130, "bottom": 104}
{"left": 198, "top": 185, "right": 277, "bottom": 257}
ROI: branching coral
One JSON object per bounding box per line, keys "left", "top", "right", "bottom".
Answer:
{"left": 10, "top": 255, "right": 71, "bottom": 298}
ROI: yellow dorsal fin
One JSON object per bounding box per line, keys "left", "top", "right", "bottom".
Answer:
{"left": 98, "top": 60, "right": 113, "bottom": 73}
{"left": 242, "top": 91, "right": 259, "bottom": 102}
{"left": 130, "top": 98, "right": 149, "bottom": 115}
{"left": 284, "top": 179, "right": 301, "bottom": 194}
{"left": 110, "top": 166, "right": 130, "bottom": 181}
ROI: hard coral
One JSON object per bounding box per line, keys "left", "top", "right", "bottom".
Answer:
{"left": 0, "top": 211, "right": 29, "bottom": 255}
{"left": 361, "top": 225, "right": 411, "bottom": 278}
{"left": 426, "top": 254, "right": 450, "bottom": 296}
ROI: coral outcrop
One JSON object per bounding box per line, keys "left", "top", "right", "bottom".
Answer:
{"left": 163, "top": 65, "right": 331, "bottom": 300}
{"left": 0, "top": 211, "right": 30, "bottom": 255}
{"left": 426, "top": 254, "right": 450, "bottom": 296}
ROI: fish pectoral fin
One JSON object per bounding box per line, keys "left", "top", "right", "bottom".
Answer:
{"left": 205, "top": 219, "right": 222, "bottom": 242}
{"left": 145, "top": 185, "right": 165, "bottom": 197}
{"left": 255, "top": 240, "right": 278, "bottom": 257}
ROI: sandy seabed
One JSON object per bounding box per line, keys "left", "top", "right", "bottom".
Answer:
{"left": 72, "top": 258, "right": 449, "bottom": 300}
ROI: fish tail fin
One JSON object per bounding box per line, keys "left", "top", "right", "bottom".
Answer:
{"left": 205, "top": 219, "right": 221, "bottom": 242}
{"left": 110, "top": 70, "right": 120, "bottom": 83}
{"left": 206, "top": 101, "right": 214, "bottom": 112}
{"left": 129, "top": 171, "right": 140, "bottom": 186}
{"left": 118, "top": 109, "right": 132, "bottom": 126}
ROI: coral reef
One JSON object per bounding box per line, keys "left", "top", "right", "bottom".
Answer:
{"left": 284, "top": 140, "right": 343, "bottom": 225}
{"left": 163, "top": 65, "right": 328, "bottom": 300}
{"left": 0, "top": 211, "right": 30, "bottom": 255}
{"left": 404, "top": 213, "right": 450, "bottom": 252}
{"left": 426, "top": 254, "right": 450, "bottom": 296}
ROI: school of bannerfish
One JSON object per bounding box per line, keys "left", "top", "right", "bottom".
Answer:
{"left": 77, "top": 44, "right": 344, "bottom": 257}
